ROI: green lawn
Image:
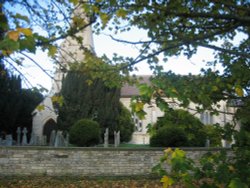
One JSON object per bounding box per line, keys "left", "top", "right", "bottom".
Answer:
{"left": 119, "top": 143, "right": 150, "bottom": 148}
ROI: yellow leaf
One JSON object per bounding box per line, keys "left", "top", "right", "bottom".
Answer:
{"left": 48, "top": 45, "right": 57, "bottom": 57}
{"left": 52, "top": 95, "right": 64, "bottom": 106}
{"left": 8, "top": 31, "right": 19, "bottom": 41}
{"left": 36, "top": 105, "right": 45, "bottom": 111}
{"left": 86, "top": 79, "right": 93, "bottom": 85}
{"left": 2, "top": 50, "right": 13, "bottom": 56}
{"left": 235, "top": 86, "right": 244, "bottom": 97}
{"left": 116, "top": 9, "right": 127, "bottom": 18}
{"left": 212, "top": 86, "right": 218, "bottom": 91}
{"left": 100, "top": 13, "right": 109, "bottom": 27}
{"left": 161, "top": 176, "right": 174, "bottom": 188}
{"left": 164, "top": 148, "right": 173, "bottom": 154}
{"left": 172, "top": 148, "right": 185, "bottom": 158}
{"left": 135, "top": 102, "right": 144, "bottom": 112}
{"left": 17, "top": 28, "right": 32, "bottom": 36}
{"left": 69, "top": 0, "right": 78, "bottom": 5}
{"left": 229, "top": 165, "right": 235, "bottom": 172}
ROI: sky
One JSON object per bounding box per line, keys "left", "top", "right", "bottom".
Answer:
{"left": 22, "top": 29, "right": 216, "bottom": 92}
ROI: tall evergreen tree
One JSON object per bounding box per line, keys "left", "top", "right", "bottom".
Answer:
{"left": 57, "top": 70, "right": 134, "bottom": 142}
{"left": 0, "top": 62, "right": 43, "bottom": 139}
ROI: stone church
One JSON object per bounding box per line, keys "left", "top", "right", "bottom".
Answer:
{"left": 32, "top": 8, "right": 238, "bottom": 146}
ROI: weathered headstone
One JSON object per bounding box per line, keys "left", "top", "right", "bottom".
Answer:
{"left": 5, "top": 134, "right": 13, "bottom": 146}
{"left": 104, "top": 128, "right": 109, "bottom": 148}
{"left": 29, "top": 132, "right": 35, "bottom": 145}
{"left": 114, "top": 131, "right": 120, "bottom": 148}
{"left": 22, "top": 127, "right": 28, "bottom": 146}
{"left": 65, "top": 132, "right": 69, "bottom": 147}
{"left": 117, "top": 131, "right": 120, "bottom": 146}
{"left": 16, "top": 127, "right": 21, "bottom": 146}
{"left": 54, "top": 131, "right": 65, "bottom": 147}
{"left": 49, "top": 130, "right": 56, "bottom": 146}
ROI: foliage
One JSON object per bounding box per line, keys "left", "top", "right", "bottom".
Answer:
{"left": 117, "top": 102, "right": 135, "bottom": 142}
{"left": 150, "top": 126, "right": 188, "bottom": 147}
{"left": 57, "top": 68, "right": 134, "bottom": 143}
{"left": 201, "top": 124, "right": 222, "bottom": 147}
{"left": 1, "top": 0, "right": 249, "bottom": 184}
{"left": 69, "top": 119, "right": 100, "bottom": 147}
{"left": 57, "top": 69, "right": 120, "bottom": 129}
{"left": 153, "top": 148, "right": 249, "bottom": 188}
{"left": 153, "top": 109, "right": 207, "bottom": 147}
{"left": 0, "top": 62, "right": 43, "bottom": 139}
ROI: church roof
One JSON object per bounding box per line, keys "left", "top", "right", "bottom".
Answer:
{"left": 121, "top": 75, "right": 152, "bottom": 97}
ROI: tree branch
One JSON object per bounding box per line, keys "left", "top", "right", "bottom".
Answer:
{"left": 20, "top": 52, "right": 54, "bottom": 81}
{"left": 4, "top": 58, "right": 33, "bottom": 88}
{"left": 199, "top": 43, "right": 250, "bottom": 58}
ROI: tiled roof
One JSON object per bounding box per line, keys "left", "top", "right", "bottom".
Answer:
{"left": 121, "top": 75, "right": 152, "bottom": 97}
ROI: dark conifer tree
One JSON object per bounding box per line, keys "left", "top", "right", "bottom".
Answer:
{"left": 57, "top": 71, "right": 134, "bottom": 142}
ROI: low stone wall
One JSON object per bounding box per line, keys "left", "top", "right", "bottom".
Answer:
{"left": 0, "top": 147, "right": 230, "bottom": 176}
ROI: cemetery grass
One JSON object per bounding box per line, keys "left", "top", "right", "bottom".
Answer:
{"left": 0, "top": 176, "right": 162, "bottom": 188}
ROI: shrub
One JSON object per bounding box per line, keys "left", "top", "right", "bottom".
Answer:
{"left": 201, "top": 124, "right": 222, "bottom": 147}
{"left": 155, "top": 109, "right": 206, "bottom": 146}
{"left": 69, "top": 119, "right": 100, "bottom": 147}
{"left": 150, "top": 126, "right": 189, "bottom": 147}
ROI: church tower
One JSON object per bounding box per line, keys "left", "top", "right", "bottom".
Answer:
{"left": 32, "top": 6, "right": 94, "bottom": 143}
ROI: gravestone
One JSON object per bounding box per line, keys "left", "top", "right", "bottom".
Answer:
{"left": 104, "top": 128, "right": 109, "bottom": 148}
{"left": 29, "top": 132, "right": 35, "bottom": 145}
{"left": 49, "top": 130, "right": 56, "bottom": 146}
{"left": 22, "top": 127, "right": 28, "bottom": 146}
{"left": 65, "top": 132, "right": 69, "bottom": 147}
{"left": 16, "top": 127, "right": 21, "bottom": 146}
{"left": 54, "top": 131, "right": 65, "bottom": 147}
{"left": 5, "top": 134, "right": 13, "bottom": 146}
{"left": 114, "top": 131, "right": 120, "bottom": 148}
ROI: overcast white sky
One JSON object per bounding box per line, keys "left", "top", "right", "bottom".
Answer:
{"left": 22, "top": 31, "right": 216, "bottom": 92}
{"left": 23, "top": 22, "right": 248, "bottom": 93}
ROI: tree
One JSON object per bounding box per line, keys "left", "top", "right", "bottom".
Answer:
{"left": 0, "top": 62, "right": 22, "bottom": 135}
{"left": 57, "top": 68, "right": 134, "bottom": 142}
{"left": 1, "top": 0, "right": 249, "bottom": 185}
{"left": 0, "top": 62, "right": 43, "bottom": 139}
{"left": 117, "top": 102, "right": 134, "bottom": 142}
{"left": 151, "top": 109, "right": 207, "bottom": 147}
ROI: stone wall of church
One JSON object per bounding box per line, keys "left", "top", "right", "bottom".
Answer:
{"left": 0, "top": 147, "right": 231, "bottom": 176}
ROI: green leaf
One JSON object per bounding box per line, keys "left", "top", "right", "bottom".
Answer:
{"left": 17, "top": 28, "right": 33, "bottom": 36}
{"left": 116, "top": 9, "right": 127, "bottom": 18}
{"left": 138, "top": 84, "right": 153, "bottom": 97}
{"left": 228, "top": 178, "right": 248, "bottom": 188}
{"left": 19, "top": 36, "right": 36, "bottom": 53}
{"left": 0, "top": 38, "right": 20, "bottom": 53}
{"left": 14, "top": 13, "right": 30, "bottom": 23}
{"left": 69, "top": 0, "right": 78, "bottom": 5}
